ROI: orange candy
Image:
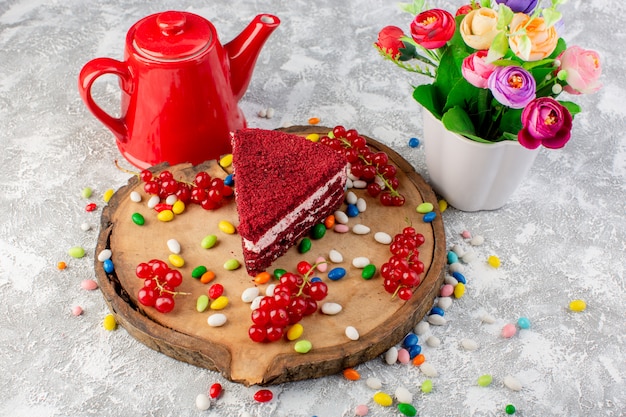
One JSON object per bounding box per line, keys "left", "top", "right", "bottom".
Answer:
{"left": 324, "top": 214, "right": 335, "bottom": 229}
{"left": 57, "top": 261, "right": 67, "bottom": 270}
{"left": 308, "top": 117, "right": 321, "bottom": 125}
{"left": 200, "top": 271, "right": 216, "bottom": 284}
{"left": 254, "top": 271, "right": 271, "bottom": 285}
{"left": 412, "top": 354, "right": 426, "bottom": 366}
{"left": 343, "top": 368, "right": 361, "bottom": 381}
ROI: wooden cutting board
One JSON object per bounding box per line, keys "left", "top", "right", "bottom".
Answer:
{"left": 94, "top": 126, "right": 446, "bottom": 386}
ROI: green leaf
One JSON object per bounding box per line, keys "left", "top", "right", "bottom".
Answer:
{"left": 541, "top": 8, "right": 562, "bottom": 27}
{"left": 443, "top": 78, "right": 479, "bottom": 114}
{"left": 559, "top": 100, "right": 582, "bottom": 117}
{"left": 398, "top": 0, "right": 425, "bottom": 15}
{"left": 413, "top": 84, "right": 442, "bottom": 118}
{"left": 497, "top": 5, "right": 514, "bottom": 30}
{"left": 487, "top": 31, "right": 509, "bottom": 62}
{"left": 442, "top": 106, "right": 476, "bottom": 137}
{"left": 499, "top": 108, "right": 523, "bottom": 136}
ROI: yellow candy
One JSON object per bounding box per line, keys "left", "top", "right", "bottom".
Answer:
{"left": 487, "top": 255, "right": 501, "bottom": 268}
{"left": 168, "top": 254, "right": 185, "bottom": 268}
{"left": 438, "top": 199, "right": 448, "bottom": 212}
{"left": 454, "top": 282, "right": 465, "bottom": 299}
{"left": 287, "top": 323, "right": 304, "bottom": 341}
{"left": 172, "top": 200, "right": 185, "bottom": 214}
{"left": 218, "top": 220, "right": 236, "bottom": 234}
{"left": 210, "top": 295, "right": 229, "bottom": 310}
{"left": 103, "top": 314, "right": 117, "bottom": 331}
{"left": 569, "top": 299, "right": 586, "bottom": 312}
{"left": 103, "top": 188, "right": 114, "bottom": 203}
{"left": 306, "top": 133, "right": 320, "bottom": 142}
{"left": 219, "top": 154, "right": 233, "bottom": 168}
{"left": 157, "top": 209, "right": 174, "bottom": 222}
{"left": 373, "top": 391, "right": 393, "bottom": 407}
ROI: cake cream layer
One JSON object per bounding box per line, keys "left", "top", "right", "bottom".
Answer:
{"left": 243, "top": 169, "right": 347, "bottom": 253}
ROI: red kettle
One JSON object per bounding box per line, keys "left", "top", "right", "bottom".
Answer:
{"left": 78, "top": 11, "right": 280, "bottom": 169}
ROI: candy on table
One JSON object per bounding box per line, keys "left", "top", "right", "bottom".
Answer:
{"left": 201, "top": 234, "right": 218, "bottom": 249}
{"left": 477, "top": 374, "right": 493, "bottom": 387}
{"left": 503, "top": 375, "right": 523, "bottom": 391}
{"left": 207, "top": 313, "right": 227, "bottom": 327}
{"left": 195, "top": 393, "right": 211, "bottom": 410}
{"left": 343, "top": 368, "right": 360, "bottom": 380}
{"left": 102, "top": 314, "right": 117, "bottom": 331}
{"left": 209, "top": 383, "right": 223, "bottom": 399}
{"left": 81, "top": 279, "right": 98, "bottom": 291}
{"left": 345, "top": 326, "right": 360, "bottom": 340}
{"left": 218, "top": 220, "right": 236, "bottom": 234}
{"left": 223, "top": 258, "right": 240, "bottom": 270}
{"left": 569, "top": 299, "right": 587, "bottom": 312}
{"left": 408, "top": 136, "right": 420, "bottom": 148}
{"left": 501, "top": 323, "right": 517, "bottom": 338}
{"left": 68, "top": 246, "right": 85, "bottom": 258}
{"left": 372, "top": 391, "right": 393, "bottom": 407}
{"left": 517, "top": 317, "right": 531, "bottom": 329}
{"left": 71, "top": 306, "right": 83, "bottom": 316}
{"left": 294, "top": 339, "right": 312, "bottom": 353}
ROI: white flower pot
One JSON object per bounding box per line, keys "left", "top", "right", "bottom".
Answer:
{"left": 421, "top": 110, "right": 539, "bottom": 212}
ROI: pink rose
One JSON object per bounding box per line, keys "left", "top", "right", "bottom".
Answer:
{"left": 461, "top": 50, "right": 496, "bottom": 88}
{"left": 375, "top": 26, "right": 406, "bottom": 59}
{"left": 558, "top": 46, "right": 603, "bottom": 95}
{"left": 410, "top": 9, "right": 456, "bottom": 50}
{"left": 518, "top": 97, "right": 572, "bottom": 149}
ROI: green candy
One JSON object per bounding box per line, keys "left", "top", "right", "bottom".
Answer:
{"left": 477, "top": 374, "right": 493, "bottom": 387}
{"left": 298, "top": 237, "right": 312, "bottom": 253}
{"left": 81, "top": 187, "right": 93, "bottom": 199}
{"left": 68, "top": 246, "right": 85, "bottom": 259}
{"left": 196, "top": 295, "right": 209, "bottom": 312}
{"left": 223, "top": 258, "right": 240, "bottom": 271}
{"left": 294, "top": 340, "right": 312, "bottom": 354}
{"left": 397, "top": 403, "right": 417, "bottom": 417}
{"left": 416, "top": 202, "right": 434, "bottom": 214}
{"left": 421, "top": 379, "right": 433, "bottom": 393}
{"left": 505, "top": 404, "right": 516, "bottom": 415}
{"left": 273, "top": 268, "right": 287, "bottom": 279}
{"left": 201, "top": 234, "right": 217, "bottom": 249}
{"left": 192, "top": 265, "right": 208, "bottom": 279}
{"left": 131, "top": 212, "right": 145, "bottom": 226}
{"left": 310, "top": 223, "right": 326, "bottom": 240}
{"left": 361, "top": 264, "right": 376, "bottom": 280}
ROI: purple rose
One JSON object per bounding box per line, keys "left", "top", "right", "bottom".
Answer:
{"left": 495, "top": 0, "right": 539, "bottom": 14}
{"left": 518, "top": 98, "right": 573, "bottom": 149}
{"left": 488, "top": 66, "right": 536, "bottom": 109}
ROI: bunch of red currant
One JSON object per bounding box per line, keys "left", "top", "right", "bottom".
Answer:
{"left": 248, "top": 261, "right": 329, "bottom": 343}
{"left": 116, "top": 161, "right": 233, "bottom": 211}
{"left": 320, "top": 126, "right": 405, "bottom": 206}
{"left": 135, "top": 259, "right": 188, "bottom": 313}
{"left": 380, "top": 227, "right": 425, "bottom": 300}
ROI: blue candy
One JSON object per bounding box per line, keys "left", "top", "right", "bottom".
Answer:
{"left": 224, "top": 173, "right": 234, "bottom": 186}
{"left": 517, "top": 317, "right": 531, "bottom": 329}
{"left": 346, "top": 204, "right": 359, "bottom": 218}
{"left": 403, "top": 333, "right": 419, "bottom": 348}
{"left": 452, "top": 271, "right": 466, "bottom": 284}
{"left": 408, "top": 344, "right": 422, "bottom": 358}
{"left": 447, "top": 251, "right": 459, "bottom": 264}
{"left": 429, "top": 306, "right": 445, "bottom": 316}
{"left": 327, "top": 267, "right": 346, "bottom": 281}
{"left": 310, "top": 277, "right": 322, "bottom": 283}
{"left": 423, "top": 212, "right": 436, "bottom": 223}
{"left": 408, "top": 137, "right": 420, "bottom": 148}
{"left": 103, "top": 259, "right": 114, "bottom": 274}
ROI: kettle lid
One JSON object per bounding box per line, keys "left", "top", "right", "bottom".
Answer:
{"left": 132, "top": 11, "right": 214, "bottom": 61}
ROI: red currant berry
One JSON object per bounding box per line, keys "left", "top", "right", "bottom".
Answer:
{"left": 194, "top": 172, "right": 212, "bottom": 189}
{"left": 154, "top": 295, "right": 175, "bottom": 313}
{"left": 158, "top": 170, "right": 173, "bottom": 181}
{"left": 251, "top": 309, "right": 270, "bottom": 326}
{"left": 144, "top": 180, "right": 160, "bottom": 195}
{"left": 332, "top": 125, "right": 347, "bottom": 138}
{"left": 297, "top": 261, "right": 312, "bottom": 275}
{"left": 398, "top": 287, "right": 413, "bottom": 301}
{"left": 248, "top": 324, "right": 267, "bottom": 342}
{"left": 149, "top": 259, "right": 169, "bottom": 278}
{"left": 380, "top": 192, "right": 393, "bottom": 206}
{"left": 136, "top": 262, "right": 152, "bottom": 279}
{"left": 265, "top": 326, "right": 284, "bottom": 342}
{"left": 367, "top": 182, "right": 382, "bottom": 197}
{"left": 269, "top": 308, "right": 290, "bottom": 327}
{"left": 308, "top": 281, "right": 328, "bottom": 301}
{"left": 140, "top": 170, "right": 153, "bottom": 182}
{"left": 164, "top": 270, "right": 183, "bottom": 288}
{"left": 137, "top": 287, "right": 157, "bottom": 306}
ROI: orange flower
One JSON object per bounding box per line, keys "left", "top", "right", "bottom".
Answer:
{"left": 509, "top": 13, "right": 558, "bottom": 61}
{"left": 460, "top": 8, "right": 499, "bottom": 50}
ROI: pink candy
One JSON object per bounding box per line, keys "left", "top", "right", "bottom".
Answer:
{"left": 461, "top": 230, "right": 472, "bottom": 239}
{"left": 81, "top": 279, "right": 99, "bottom": 291}
{"left": 355, "top": 404, "right": 369, "bottom": 416}
{"left": 501, "top": 323, "right": 517, "bottom": 338}
{"left": 397, "top": 348, "right": 411, "bottom": 364}
{"left": 440, "top": 284, "right": 454, "bottom": 297}
{"left": 71, "top": 306, "right": 83, "bottom": 316}
{"left": 334, "top": 224, "right": 349, "bottom": 233}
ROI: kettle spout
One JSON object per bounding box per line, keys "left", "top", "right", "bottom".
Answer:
{"left": 226, "top": 14, "right": 280, "bottom": 101}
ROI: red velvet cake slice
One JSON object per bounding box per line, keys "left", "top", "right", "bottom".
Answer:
{"left": 232, "top": 128, "right": 348, "bottom": 276}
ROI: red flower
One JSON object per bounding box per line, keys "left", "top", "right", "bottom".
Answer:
{"left": 456, "top": 4, "right": 479, "bottom": 16}
{"left": 518, "top": 98, "right": 573, "bottom": 149}
{"left": 410, "top": 9, "right": 456, "bottom": 49}
{"left": 375, "top": 26, "right": 406, "bottom": 58}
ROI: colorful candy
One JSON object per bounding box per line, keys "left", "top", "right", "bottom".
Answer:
{"left": 253, "top": 389, "right": 273, "bottom": 402}
{"left": 421, "top": 379, "right": 433, "bottom": 393}
{"left": 103, "top": 314, "right": 117, "bottom": 331}
{"left": 223, "top": 259, "right": 240, "bottom": 270}
{"left": 477, "top": 374, "right": 493, "bottom": 387}
{"left": 569, "top": 299, "right": 587, "bottom": 312}
{"left": 131, "top": 212, "right": 145, "bottom": 225}
{"left": 201, "top": 234, "right": 218, "bottom": 249}
{"left": 487, "top": 255, "right": 501, "bottom": 268}
{"left": 210, "top": 295, "right": 229, "bottom": 310}
{"left": 157, "top": 209, "right": 174, "bottom": 222}
{"left": 68, "top": 246, "right": 85, "bottom": 259}
{"left": 207, "top": 313, "right": 227, "bottom": 327}
{"left": 501, "top": 323, "right": 517, "bottom": 338}
{"left": 343, "top": 368, "right": 360, "bottom": 380}
{"left": 373, "top": 392, "right": 393, "bottom": 407}
{"left": 168, "top": 254, "right": 185, "bottom": 268}
{"left": 361, "top": 264, "right": 376, "bottom": 280}
{"left": 327, "top": 267, "right": 346, "bottom": 281}
{"left": 218, "top": 220, "right": 236, "bottom": 234}
{"left": 397, "top": 403, "right": 417, "bottom": 416}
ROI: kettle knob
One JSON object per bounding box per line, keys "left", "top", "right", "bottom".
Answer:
{"left": 157, "top": 11, "right": 186, "bottom": 36}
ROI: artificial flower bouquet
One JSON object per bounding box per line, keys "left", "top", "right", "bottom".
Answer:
{"left": 375, "top": 0, "right": 602, "bottom": 150}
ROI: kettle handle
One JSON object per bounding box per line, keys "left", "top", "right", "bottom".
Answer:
{"left": 78, "top": 57, "right": 132, "bottom": 141}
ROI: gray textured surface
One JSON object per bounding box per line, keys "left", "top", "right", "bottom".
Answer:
{"left": 1, "top": 0, "right": 624, "bottom": 416}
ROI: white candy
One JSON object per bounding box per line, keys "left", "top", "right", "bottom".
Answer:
{"left": 352, "top": 257, "right": 370, "bottom": 268}
{"left": 166, "top": 238, "right": 181, "bottom": 254}
{"left": 503, "top": 375, "right": 523, "bottom": 391}
{"left": 321, "top": 302, "right": 342, "bottom": 315}
{"left": 481, "top": 313, "right": 496, "bottom": 324}
{"left": 250, "top": 296, "right": 263, "bottom": 310}
{"left": 448, "top": 262, "right": 464, "bottom": 274}
{"left": 461, "top": 338, "right": 479, "bottom": 351}
{"left": 130, "top": 191, "right": 142, "bottom": 202}
{"left": 346, "top": 191, "right": 358, "bottom": 205}
{"left": 352, "top": 224, "right": 371, "bottom": 235}
{"left": 420, "top": 362, "right": 438, "bottom": 377}
{"left": 451, "top": 244, "right": 465, "bottom": 256}
{"left": 345, "top": 178, "right": 353, "bottom": 189}
{"left": 444, "top": 275, "right": 458, "bottom": 286}
{"left": 414, "top": 321, "right": 430, "bottom": 335}
{"left": 257, "top": 108, "right": 267, "bottom": 117}
{"left": 334, "top": 210, "right": 349, "bottom": 225}
{"left": 207, "top": 313, "right": 227, "bottom": 327}
{"left": 437, "top": 296, "right": 453, "bottom": 310}
{"left": 345, "top": 326, "right": 360, "bottom": 341}
{"left": 265, "top": 107, "right": 275, "bottom": 119}
{"left": 147, "top": 195, "right": 160, "bottom": 209}
{"left": 97, "top": 249, "right": 112, "bottom": 262}
{"left": 470, "top": 235, "right": 485, "bottom": 246}
{"left": 195, "top": 393, "right": 211, "bottom": 410}
{"left": 329, "top": 249, "right": 343, "bottom": 263}
{"left": 352, "top": 180, "right": 367, "bottom": 189}
{"left": 374, "top": 232, "right": 392, "bottom": 244}
{"left": 384, "top": 346, "right": 398, "bottom": 365}
{"left": 241, "top": 287, "right": 259, "bottom": 303}
{"left": 356, "top": 197, "right": 367, "bottom": 212}
{"left": 265, "top": 284, "right": 277, "bottom": 296}
{"left": 428, "top": 314, "right": 447, "bottom": 326}
{"left": 165, "top": 194, "right": 177, "bottom": 205}
{"left": 366, "top": 377, "right": 382, "bottom": 390}
{"left": 395, "top": 387, "right": 412, "bottom": 404}
{"left": 461, "top": 250, "right": 477, "bottom": 263}
{"left": 426, "top": 335, "right": 441, "bottom": 347}
{"left": 80, "top": 223, "right": 91, "bottom": 231}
